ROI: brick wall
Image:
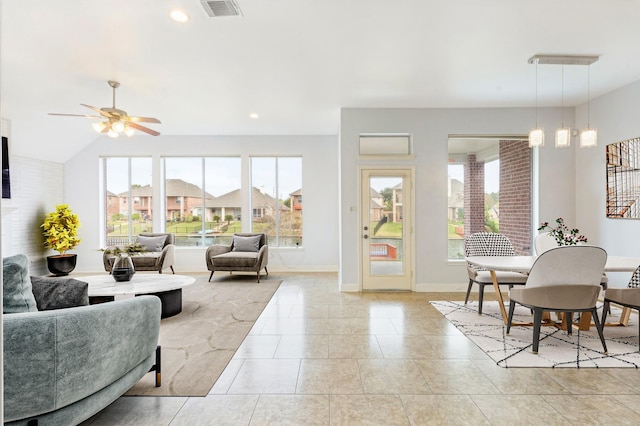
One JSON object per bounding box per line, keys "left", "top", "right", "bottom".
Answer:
{"left": 464, "top": 154, "right": 485, "bottom": 235}
{"left": 499, "top": 140, "right": 532, "bottom": 255}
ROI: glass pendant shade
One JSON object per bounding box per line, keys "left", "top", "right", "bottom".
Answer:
{"left": 111, "top": 120, "right": 125, "bottom": 133}
{"left": 107, "top": 128, "right": 119, "bottom": 138}
{"left": 555, "top": 128, "right": 571, "bottom": 148}
{"left": 92, "top": 122, "right": 107, "bottom": 133}
{"left": 580, "top": 128, "right": 597, "bottom": 148}
{"left": 528, "top": 128, "right": 545, "bottom": 147}
{"left": 124, "top": 126, "right": 135, "bottom": 137}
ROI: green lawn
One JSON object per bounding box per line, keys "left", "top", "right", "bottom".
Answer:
{"left": 370, "top": 221, "right": 402, "bottom": 237}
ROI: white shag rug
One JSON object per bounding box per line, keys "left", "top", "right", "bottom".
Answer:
{"left": 431, "top": 301, "right": 640, "bottom": 368}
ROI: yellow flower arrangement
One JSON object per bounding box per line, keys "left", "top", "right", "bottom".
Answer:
{"left": 42, "top": 204, "right": 81, "bottom": 255}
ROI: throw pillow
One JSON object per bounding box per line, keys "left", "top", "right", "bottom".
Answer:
{"left": 232, "top": 235, "right": 262, "bottom": 252}
{"left": 30, "top": 276, "right": 89, "bottom": 310}
{"left": 136, "top": 235, "right": 167, "bottom": 252}
{"left": 2, "top": 254, "right": 38, "bottom": 314}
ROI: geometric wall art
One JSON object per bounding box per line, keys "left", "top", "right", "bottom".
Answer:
{"left": 606, "top": 137, "right": 640, "bottom": 218}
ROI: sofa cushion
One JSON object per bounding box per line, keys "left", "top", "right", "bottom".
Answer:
{"left": 232, "top": 235, "right": 261, "bottom": 252}
{"left": 3, "top": 254, "right": 38, "bottom": 314}
{"left": 30, "top": 276, "right": 89, "bottom": 311}
{"left": 213, "top": 251, "right": 259, "bottom": 267}
{"left": 136, "top": 235, "right": 166, "bottom": 252}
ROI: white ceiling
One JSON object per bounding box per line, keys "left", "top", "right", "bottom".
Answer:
{"left": 3, "top": 0, "right": 640, "bottom": 163}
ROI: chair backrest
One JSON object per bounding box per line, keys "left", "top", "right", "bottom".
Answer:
{"left": 138, "top": 232, "right": 175, "bottom": 247}
{"left": 526, "top": 245, "right": 606, "bottom": 289}
{"left": 464, "top": 232, "right": 515, "bottom": 257}
{"left": 232, "top": 233, "right": 267, "bottom": 249}
{"left": 628, "top": 265, "right": 640, "bottom": 288}
{"left": 534, "top": 232, "right": 558, "bottom": 255}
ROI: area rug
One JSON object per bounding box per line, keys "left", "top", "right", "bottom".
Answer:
{"left": 431, "top": 301, "right": 640, "bottom": 368}
{"left": 126, "top": 274, "right": 281, "bottom": 396}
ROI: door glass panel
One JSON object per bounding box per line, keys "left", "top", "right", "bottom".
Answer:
{"left": 368, "top": 176, "right": 404, "bottom": 276}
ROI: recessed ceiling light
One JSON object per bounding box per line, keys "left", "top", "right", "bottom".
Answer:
{"left": 170, "top": 9, "right": 189, "bottom": 22}
{"left": 249, "top": 113, "right": 259, "bottom": 119}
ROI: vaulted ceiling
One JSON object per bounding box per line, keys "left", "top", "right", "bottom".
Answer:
{"left": 2, "top": 0, "right": 640, "bottom": 162}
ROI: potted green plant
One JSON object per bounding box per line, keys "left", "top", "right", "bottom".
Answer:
{"left": 42, "top": 204, "right": 81, "bottom": 275}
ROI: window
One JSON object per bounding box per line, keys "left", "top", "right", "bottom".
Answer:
{"left": 164, "top": 157, "right": 241, "bottom": 246}
{"left": 102, "top": 157, "right": 152, "bottom": 246}
{"left": 251, "top": 157, "right": 302, "bottom": 247}
{"left": 447, "top": 138, "right": 532, "bottom": 259}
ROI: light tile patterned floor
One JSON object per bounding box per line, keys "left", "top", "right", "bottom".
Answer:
{"left": 83, "top": 272, "right": 640, "bottom": 425}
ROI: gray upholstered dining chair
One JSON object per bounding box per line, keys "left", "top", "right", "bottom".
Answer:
{"left": 534, "top": 232, "right": 558, "bottom": 255}
{"left": 601, "top": 265, "right": 640, "bottom": 349}
{"left": 507, "top": 245, "right": 608, "bottom": 354}
{"left": 464, "top": 232, "right": 528, "bottom": 314}
{"left": 535, "top": 232, "right": 608, "bottom": 290}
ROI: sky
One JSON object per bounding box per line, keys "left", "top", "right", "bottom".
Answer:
{"left": 105, "top": 157, "right": 302, "bottom": 200}
{"left": 448, "top": 159, "right": 500, "bottom": 194}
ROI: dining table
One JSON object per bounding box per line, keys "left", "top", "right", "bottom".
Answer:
{"left": 465, "top": 255, "right": 640, "bottom": 329}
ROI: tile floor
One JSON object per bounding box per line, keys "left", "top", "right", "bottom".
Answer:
{"left": 83, "top": 272, "right": 640, "bottom": 425}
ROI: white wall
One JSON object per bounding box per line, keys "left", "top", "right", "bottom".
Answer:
{"left": 339, "top": 107, "right": 576, "bottom": 291}
{"left": 575, "top": 80, "right": 640, "bottom": 287}
{"left": 1, "top": 155, "right": 64, "bottom": 275}
{"left": 64, "top": 135, "right": 339, "bottom": 274}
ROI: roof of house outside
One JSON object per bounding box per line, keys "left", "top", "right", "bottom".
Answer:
{"left": 118, "top": 179, "right": 215, "bottom": 199}
{"left": 289, "top": 188, "right": 302, "bottom": 196}
{"left": 204, "top": 187, "right": 287, "bottom": 211}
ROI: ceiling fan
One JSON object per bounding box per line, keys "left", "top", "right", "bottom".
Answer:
{"left": 49, "top": 80, "right": 161, "bottom": 137}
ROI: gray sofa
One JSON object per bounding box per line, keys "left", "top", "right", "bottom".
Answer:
{"left": 206, "top": 233, "right": 269, "bottom": 283}
{"left": 3, "top": 254, "right": 162, "bottom": 426}
{"left": 103, "top": 232, "right": 176, "bottom": 274}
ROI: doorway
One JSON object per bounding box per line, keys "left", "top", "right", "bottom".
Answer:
{"left": 360, "top": 168, "right": 414, "bottom": 291}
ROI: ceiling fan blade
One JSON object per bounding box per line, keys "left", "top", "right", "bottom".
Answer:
{"left": 48, "top": 113, "right": 103, "bottom": 118}
{"left": 81, "top": 103, "right": 113, "bottom": 118}
{"left": 127, "top": 116, "right": 161, "bottom": 124}
{"left": 128, "top": 122, "right": 160, "bottom": 136}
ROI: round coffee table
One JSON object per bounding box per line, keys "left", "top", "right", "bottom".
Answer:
{"left": 83, "top": 274, "right": 195, "bottom": 318}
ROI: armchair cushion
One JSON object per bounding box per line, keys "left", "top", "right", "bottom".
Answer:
{"left": 232, "top": 234, "right": 261, "bottom": 252}
{"left": 3, "top": 254, "right": 38, "bottom": 314}
{"left": 136, "top": 235, "right": 167, "bottom": 252}
{"left": 30, "top": 276, "right": 89, "bottom": 311}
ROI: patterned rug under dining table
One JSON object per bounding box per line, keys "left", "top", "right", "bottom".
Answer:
{"left": 465, "top": 255, "right": 640, "bottom": 330}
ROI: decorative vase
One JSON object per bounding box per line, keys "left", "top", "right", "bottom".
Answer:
{"left": 46, "top": 254, "right": 77, "bottom": 276}
{"left": 112, "top": 253, "right": 135, "bottom": 282}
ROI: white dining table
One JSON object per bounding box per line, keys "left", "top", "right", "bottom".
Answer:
{"left": 465, "top": 255, "right": 640, "bottom": 327}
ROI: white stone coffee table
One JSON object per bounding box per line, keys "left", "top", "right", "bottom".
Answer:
{"left": 82, "top": 274, "right": 195, "bottom": 318}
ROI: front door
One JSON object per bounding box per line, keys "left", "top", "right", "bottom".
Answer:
{"left": 361, "top": 168, "right": 413, "bottom": 291}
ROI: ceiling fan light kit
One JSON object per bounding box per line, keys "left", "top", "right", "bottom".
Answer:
{"left": 49, "top": 80, "right": 161, "bottom": 137}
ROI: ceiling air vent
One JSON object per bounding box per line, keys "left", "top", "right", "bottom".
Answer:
{"left": 201, "top": 0, "right": 243, "bottom": 17}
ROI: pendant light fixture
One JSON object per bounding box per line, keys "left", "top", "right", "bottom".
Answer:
{"left": 527, "top": 54, "right": 599, "bottom": 149}
{"left": 580, "top": 64, "right": 597, "bottom": 148}
{"left": 528, "top": 59, "right": 544, "bottom": 148}
{"left": 555, "top": 65, "right": 571, "bottom": 148}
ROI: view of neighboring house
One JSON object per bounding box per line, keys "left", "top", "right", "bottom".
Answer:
{"left": 448, "top": 177, "right": 464, "bottom": 222}
{"left": 289, "top": 188, "right": 302, "bottom": 212}
{"left": 196, "top": 187, "right": 288, "bottom": 222}
{"left": 117, "top": 179, "right": 215, "bottom": 221}
{"left": 370, "top": 187, "right": 385, "bottom": 222}
{"left": 391, "top": 182, "right": 403, "bottom": 222}
{"left": 105, "top": 190, "right": 120, "bottom": 219}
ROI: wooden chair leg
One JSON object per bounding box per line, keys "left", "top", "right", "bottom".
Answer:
{"left": 208, "top": 271, "right": 214, "bottom": 282}
{"left": 265, "top": 266, "right": 268, "bottom": 276}
{"left": 170, "top": 266, "right": 175, "bottom": 274}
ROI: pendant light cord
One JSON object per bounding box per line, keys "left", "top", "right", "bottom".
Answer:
{"left": 561, "top": 65, "right": 564, "bottom": 127}
{"left": 587, "top": 65, "right": 591, "bottom": 128}
{"left": 535, "top": 61, "right": 539, "bottom": 127}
